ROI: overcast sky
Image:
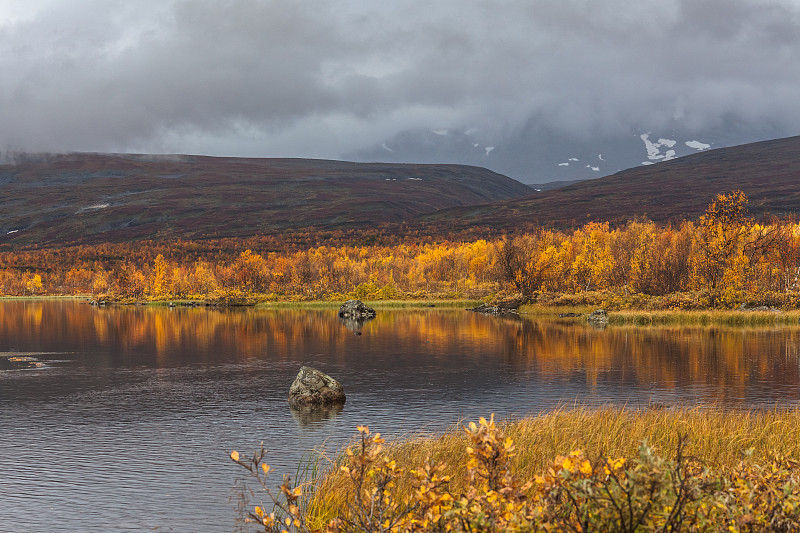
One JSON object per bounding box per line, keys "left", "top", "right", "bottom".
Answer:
{"left": 1, "top": 0, "right": 799, "bottom": 158}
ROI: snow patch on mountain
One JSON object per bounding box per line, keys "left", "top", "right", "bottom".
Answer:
{"left": 686, "top": 140, "right": 711, "bottom": 150}
{"left": 641, "top": 134, "right": 678, "bottom": 162}
{"left": 344, "top": 115, "right": 794, "bottom": 185}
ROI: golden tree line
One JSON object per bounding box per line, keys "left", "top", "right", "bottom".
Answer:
{"left": 2, "top": 192, "right": 800, "bottom": 307}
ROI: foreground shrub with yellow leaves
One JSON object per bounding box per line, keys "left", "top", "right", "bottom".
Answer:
{"left": 231, "top": 415, "right": 800, "bottom": 532}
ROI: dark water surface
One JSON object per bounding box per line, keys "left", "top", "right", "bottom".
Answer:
{"left": 2, "top": 300, "right": 800, "bottom": 532}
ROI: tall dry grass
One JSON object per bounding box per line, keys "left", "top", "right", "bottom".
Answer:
{"left": 304, "top": 406, "right": 800, "bottom": 527}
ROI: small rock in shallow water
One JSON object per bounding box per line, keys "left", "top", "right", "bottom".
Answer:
{"left": 586, "top": 309, "right": 609, "bottom": 327}
{"left": 337, "top": 300, "right": 376, "bottom": 319}
{"left": 288, "top": 366, "right": 346, "bottom": 408}
{"left": 467, "top": 303, "right": 518, "bottom": 316}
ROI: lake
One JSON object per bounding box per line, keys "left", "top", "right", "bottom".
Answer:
{"left": 1, "top": 299, "right": 799, "bottom": 531}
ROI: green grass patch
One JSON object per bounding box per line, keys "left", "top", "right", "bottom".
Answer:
{"left": 608, "top": 309, "right": 800, "bottom": 327}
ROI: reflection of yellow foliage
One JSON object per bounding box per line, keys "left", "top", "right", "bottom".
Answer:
{"left": 4, "top": 301, "right": 797, "bottom": 398}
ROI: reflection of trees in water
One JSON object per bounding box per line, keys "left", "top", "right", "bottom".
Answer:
{"left": 2, "top": 300, "right": 800, "bottom": 403}
{"left": 505, "top": 320, "right": 800, "bottom": 401}
{"left": 290, "top": 403, "right": 344, "bottom": 428}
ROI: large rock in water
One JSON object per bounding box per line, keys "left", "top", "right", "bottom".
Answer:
{"left": 338, "top": 299, "right": 376, "bottom": 319}
{"left": 288, "top": 366, "right": 346, "bottom": 408}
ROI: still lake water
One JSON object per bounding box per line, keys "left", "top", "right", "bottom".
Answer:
{"left": 2, "top": 299, "right": 800, "bottom": 532}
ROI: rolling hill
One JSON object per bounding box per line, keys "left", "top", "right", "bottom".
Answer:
{"left": 0, "top": 153, "right": 531, "bottom": 246}
{"left": 2, "top": 135, "right": 799, "bottom": 248}
{"left": 421, "top": 135, "right": 800, "bottom": 231}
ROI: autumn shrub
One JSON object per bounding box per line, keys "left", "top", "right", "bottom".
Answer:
{"left": 645, "top": 291, "right": 714, "bottom": 310}
{"left": 598, "top": 290, "right": 654, "bottom": 310}
{"left": 535, "top": 291, "right": 606, "bottom": 307}
{"left": 231, "top": 409, "right": 800, "bottom": 532}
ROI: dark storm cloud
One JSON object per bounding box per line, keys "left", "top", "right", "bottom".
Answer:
{"left": 1, "top": 0, "right": 799, "bottom": 157}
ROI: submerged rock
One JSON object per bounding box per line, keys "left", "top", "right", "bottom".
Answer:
{"left": 288, "top": 366, "right": 346, "bottom": 408}
{"left": 0, "top": 355, "right": 42, "bottom": 370}
{"left": 338, "top": 299, "right": 376, "bottom": 319}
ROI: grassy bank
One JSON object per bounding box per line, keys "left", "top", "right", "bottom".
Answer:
{"left": 606, "top": 309, "right": 800, "bottom": 327}
{"left": 233, "top": 406, "right": 800, "bottom": 531}
{"left": 519, "top": 303, "right": 800, "bottom": 327}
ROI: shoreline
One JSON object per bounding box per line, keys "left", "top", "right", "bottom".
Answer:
{"left": 6, "top": 296, "right": 800, "bottom": 326}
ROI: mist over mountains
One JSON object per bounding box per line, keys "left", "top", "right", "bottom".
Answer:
{"left": 347, "top": 114, "right": 795, "bottom": 185}
{"left": 3, "top": 1, "right": 800, "bottom": 174}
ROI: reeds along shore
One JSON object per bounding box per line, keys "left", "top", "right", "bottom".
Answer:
{"left": 233, "top": 406, "right": 800, "bottom": 532}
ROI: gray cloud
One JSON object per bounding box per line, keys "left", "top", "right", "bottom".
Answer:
{"left": 1, "top": 0, "right": 799, "bottom": 157}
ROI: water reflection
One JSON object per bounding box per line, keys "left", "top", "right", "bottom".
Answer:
{"left": 2, "top": 300, "right": 800, "bottom": 532}
{"left": 290, "top": 403, "right": 345, "bottom": 428}
{"left": 338, "top": 314, "right": 374, "bottom": 335}
{"left": 1, "top": 300, "right": 800, "bottom": 404}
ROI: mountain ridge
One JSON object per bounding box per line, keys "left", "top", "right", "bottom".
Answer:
{"left": 0, "top": 153, "right": 531, "bottom": 246}
{"left": 420, "top": 135, "right": 800, "bottom": 231}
